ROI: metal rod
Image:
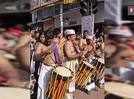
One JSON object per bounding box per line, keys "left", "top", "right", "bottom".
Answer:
{"left": 60, "top": 4, "right": 64, "bottom": 34}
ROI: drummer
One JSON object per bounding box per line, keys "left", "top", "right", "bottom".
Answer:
{"left": 64, "top": 29, "right": 81, "bottom": 99}
{"left": 35, "top": 30, "right": 54, "bottom": 99}
{"left": 37, "top": 29, "right": 65, "bottom": 99}
{"left": 80, "top": 35, "right": 97, "bottom": 92}
{"left": 82, "top": 35, "right": 95, "bottom": 59}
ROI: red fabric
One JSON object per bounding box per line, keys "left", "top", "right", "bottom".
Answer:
{"left": 128, "top": 44, "right": 134, "bottom": 50}
{"left": 0, "top": 75, "right": 8, "bottom": 83}
{"left": 7, "top": 28, "right": 22, "bottom": 37}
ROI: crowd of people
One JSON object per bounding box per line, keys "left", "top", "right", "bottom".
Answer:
{"left": 30, "top": 27, "right": 104, "bottom": 99}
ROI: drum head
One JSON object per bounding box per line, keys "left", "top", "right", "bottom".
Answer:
{"left": 105, "top": 82, "right": 134, "bottom": 99}
{"left": 54, "top": 67, "right": 72, "bottom": 78}
{"left": 0, "top": 87, "right": 30, "bottom": 99}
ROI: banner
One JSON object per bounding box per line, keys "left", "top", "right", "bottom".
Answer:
{"left": 81, "top": 15, "right": 94, "bottom": 36}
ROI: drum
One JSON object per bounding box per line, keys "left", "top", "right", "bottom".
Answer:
{"left": 0, "top": 87, "right": 30, "bottom": 99}
{"left": 105, "top": 82, "right": 134, "bottom": 99}
{"left": 75, "top": 60, "right": 95, "bottom": 88}
{"left": 75, "top": 57, "right": 105, "bottom": 89}
{"left": 45, "top": 66, "right": 73, "bottom": 99}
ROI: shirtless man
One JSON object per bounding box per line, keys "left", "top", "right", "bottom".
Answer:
{"left": 82, "top": 35, "right": 95, "bottom": 58}
{"left": 36, "top": 30, "right": 63, "bottom": 99}
{"left": 78, "top": 35, "right": 97, "bottom": 92}
{"left": 64, "top": 29, "right": 81, "bottom": 99}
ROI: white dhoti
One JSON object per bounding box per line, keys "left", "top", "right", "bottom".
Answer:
{"left": 37, "top": 64, "right": 53, "bottom": 99}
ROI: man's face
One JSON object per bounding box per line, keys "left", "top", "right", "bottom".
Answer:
{"left": 86, "top": 39, "right": 92, "bottom": 45}
{"left": 40, "top": 34, "right": 45, "bottom": 43}
{"left": 31, "top": 30, "right": 35, "bottom": 38}
{"left": 70, "top": 34, "right": 76, "bottom": 40}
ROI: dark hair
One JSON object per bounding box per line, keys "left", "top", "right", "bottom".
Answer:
{"left": 45, "top": 30, "right": 54, "bottom": 40}
{"left": 53, "top": 28, "right": 61, "bottom": 37}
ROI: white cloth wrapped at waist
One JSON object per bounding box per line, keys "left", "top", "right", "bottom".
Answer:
{"left": 37, "top": 64, "right": 53, "bottom": 99}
